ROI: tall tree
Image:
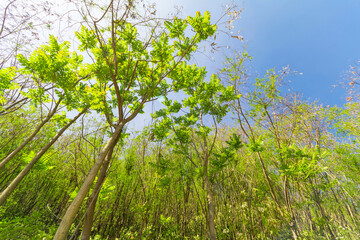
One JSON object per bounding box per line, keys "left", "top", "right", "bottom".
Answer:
{"left": 54, "top": 0, "right": 217, "bottom": 238}
{"left": 0, "top": 35, "right": 91, "bottom": 204}
{"left": 0, "top": 35, "right": 89, "bottom": 170}
{"left": 152, "top": 73, "right": 239, "bottom": 239}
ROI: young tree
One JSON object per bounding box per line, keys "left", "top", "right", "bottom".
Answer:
{"left": 152, "top": 73, "right": 239, "bottom": 239}
{"left": 0, "top": 35, "right": 89, "bottom": 170}
{"left": 221, "top": 52, "right": 349, "bottom": 238}
{"left": 53, "top": 0, "right": 217, "bottom": 238}
{"left": 0, "top": 35, "right": 91, "bottom": 204}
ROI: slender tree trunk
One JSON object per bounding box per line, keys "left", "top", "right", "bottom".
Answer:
{"left": 81, "top": 138, "right": 118, "bottom": 240}
{"left": 283, "top": 177, "right": 299, "bottom": 239}
{"left": 0, "top": 107, "right": 86, "bottom": 206}
{"left": 0, "top": 98, "right": 62, "bottom": 170}
{"left": 311, "top": 183, "right": 336, "bottom": 240}
{"left": 53, "top": 123, "right": 124, "bottom": 240}
{"left": 0, "top": 162, "right": 21, "bottom": 189}
{"left": 256, "top": 152, "right": 283, "bottom": 216}
{"left": 204, "top": 171, "right": 216, "bottom": 240}
{"left": 202, "top": 150, "right": 216, "bottom": 240}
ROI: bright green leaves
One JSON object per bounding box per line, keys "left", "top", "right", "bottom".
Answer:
{"left": 227, "top": 133, "right": 243, "bottom": 150}
{"left": 0, "top": 67, "right": 18, "bottom": 107}
{"left": 278, "top": 145, "right": 324, "bottom": 181}
{"left": 164, "top": 12, "right": 216, "bottom": 59}
{"left": 332, "top": 102, "right": 360, "bottom": 137}
{"left": 211, "top": 133, "right": 243, "bottom": 174}
{"left": 22, "top": 88, "right": 48, "bottom": 107}
{"left": 187, "top": 11, "right": 217, "bottom": 41}
{"left": 255, "top": 69, "right": 281, "bottom": 101}
{"left": 72, "top": 11, "right": 217, "bottom": 123}
{"left": 121, "top": 22, "right": 138, "bottom": 42}
{"left": 165, "top": 18, "right": 188, "bottom": 39}
{"left": 151, "top": 32, "right": 174, "bottom": 63}
{"left": 151, "top": 69, "right": 238, "bottom": 189}
{"left": 167, "top": 100, "right": 182, "bottom": 114}
{"left": 76, "top": 26, "right": 97, "bottom": 51}
{"left": 52, "top": 111, "right": 69, "bottom": 127}
{"left": 0, "top": 67, "right": 17, "bottom": 90}
{"left": 152, "top": 117, "right": 172, "bottom": 140}
{"left": 18, "top": 35, "right": 83, "bottom": 88}
{"left": 247, "top": 69, "right": 284, "bottom": 119}
{"left": 150, "top": 153, "right": 173, "bottom": 179}
{"left": 183, "top": 74, "right": 237, "bottom": 122}
{"left": 17, "top": 35, "right": 88, "bottom": 109}
{"left": 152, "top": 67, "right": 237, "bottom": 143}
{"left": 169, "top": 62, "right": 207, "bottom": 92}
{"left": 247, "top": 137, "right": 265, "bottom": 153}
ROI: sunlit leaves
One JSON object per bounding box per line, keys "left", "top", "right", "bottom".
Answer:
{"left": 278, "top": 145, "right": 324, "bottom": 181}
{"left": 0, "top": 67, "right": 18, "bottom": 106}
{"left": 73, "top": 11, "right": 217, "bottom": 122}
{"left": 0, "top": 67, "right": 17, "bottom": 90}
{"left": 18, "top": 35, "right": 83, "bottom": 89}
{"left": 150, "top": 33, "right": 174, "bottom": 62}
{"left": 17, "top": 35, "right": 88, "bottom": 110}
{"left": 187, "top": 11, "right": 217, "bottom": 41}
{"left": 165, "top": 18, "right": 188, "bottom": 39}
{"left": 75, "top": 26, "right": 97, "bottom": 51}
{"left": 247, "top": 137, "right": 265, "bottom": 153}
{"left": 169, "top": 63, "right": 207, "bottom": 92}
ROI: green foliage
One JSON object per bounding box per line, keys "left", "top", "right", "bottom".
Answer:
{"left": 17, "top": 35, "right": 89, "bottom": 110}
{"left": 278, "top": 145, "right": 324, "bottom": 181}
{"left": 0, "top": 67, "right": 18, "bottom": 107}
{"left": 211, "top": 133, "right": 243, "bottom": 174}
{"left": 74, "top": 11, "right": 217, "bottom": 125}
{"left": 76, "top": 26, "right": 97, "bottom": 51}
{"left": 1, "top": 3, "right": 360, "bottom": 240}
{"left": 0, "top": 212, "right": 57, "bottom": 240}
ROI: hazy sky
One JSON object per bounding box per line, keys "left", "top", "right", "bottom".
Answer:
{"left": 154, "top": 0, "right": 360, "bottom": 106}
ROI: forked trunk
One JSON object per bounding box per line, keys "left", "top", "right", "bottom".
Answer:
{"left": 53, "top": 123, "right": 124, "bottom": 240}
{"left": 81, "top": 138, "right": 118, "bottom": 240}
{"left": 205, "top": 172, "right": 216, "bottom": 240}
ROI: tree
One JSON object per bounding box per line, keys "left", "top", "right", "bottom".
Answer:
{"left": 152, "top": 72, "right": 239, "bottom": 239}
{"left": 0, "top": 35, "right": 91, "bottom": 205}
{"left": 0, "top": 36, "right": 90, "bottom": 169}
{"left": 53, "top": 0, "right": 217, "bottom": 238}
{"left": 0, "top": 0, "right": 62, "bottom": 115}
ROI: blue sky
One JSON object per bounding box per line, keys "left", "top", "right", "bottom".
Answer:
{"left": 156, "top": 0, "right": 360, "bottom": 106}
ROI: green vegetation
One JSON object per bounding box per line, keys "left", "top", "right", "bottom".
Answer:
{"left": 0, "top": 0, "right": 359, "bottom": 239}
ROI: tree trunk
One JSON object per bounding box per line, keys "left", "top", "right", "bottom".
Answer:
{"left": 205, "top": 171, "right": 216, "bottom": 240}
{"left": 53, "top": 123, "right": 124, "bottom": 240}
{"left": 0, "top": 98, "right": 62, "bottom": 170}
{"left": 0, "top": 107, "right": 86, "bottom": 206}
{"left": 203, "top": 150, "right": 216, "bottom": 240}
{"left": 81, "top": 138, "right": 118, "bottom": 240}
